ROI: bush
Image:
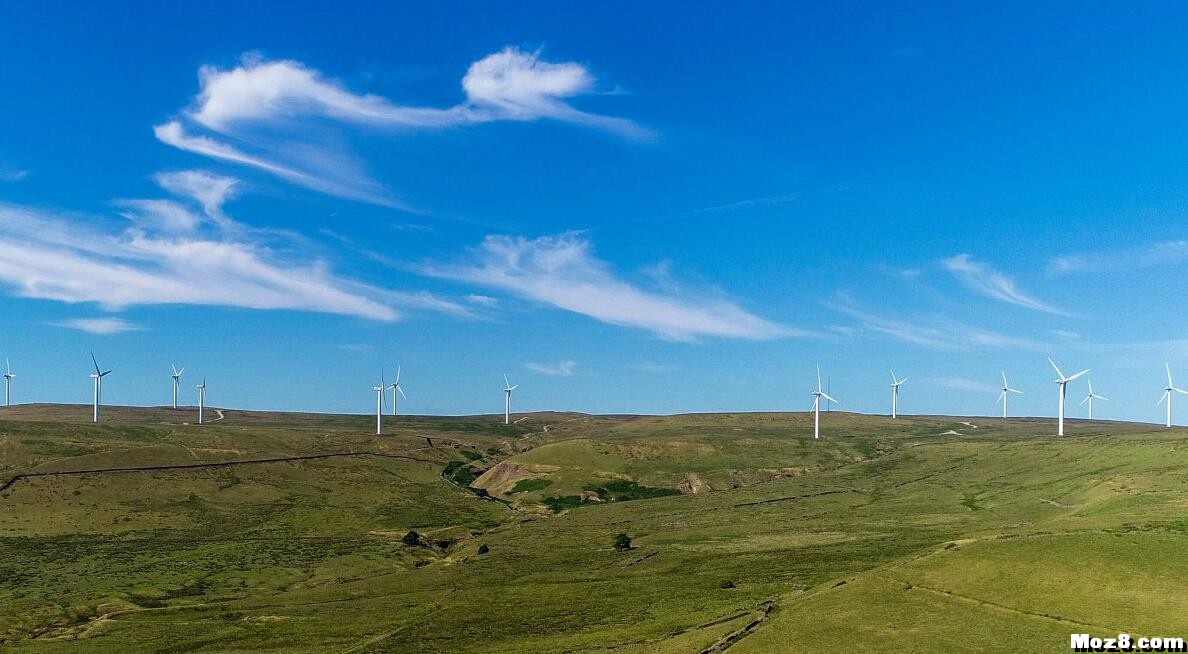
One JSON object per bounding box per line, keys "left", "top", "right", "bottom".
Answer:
{"left": 719, "top": 579, "right": 735, "bottom": 589}
{"left": 474, "top": 487, "right": 490, "bottom": 498}
{"left": 401, "top": 530, "right": 421, "bottom": 546}
{"left": 510, "top": 478, "right": 553, "bottom": 494}
{"left": 613, "top": 533, "right": 632, "bottom": 552}
{"left": 477, "top": 544, "right": 490, "bottom": 555}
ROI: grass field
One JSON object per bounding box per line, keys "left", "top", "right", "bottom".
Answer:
{"left": 1, "top": 404, "right": 1184, "bottom": 652}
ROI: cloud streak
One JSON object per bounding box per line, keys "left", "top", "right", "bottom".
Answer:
{"left": 1049, "top": 240, "right": 1188, "bottom": 275}
{"left": 941, "top": 254, "right": 1067, "bottom": 315}
{"left": 53, "top": 317, "right": 145, "bottom": 335}
{"left": 826, "top": 295, "right": 1045, "bottom": 351}
{"left": 525, "top": 360, "right": 577, "bottom": 376}
{"left": 424, "top": 232, "right": 799, "bottom": 341}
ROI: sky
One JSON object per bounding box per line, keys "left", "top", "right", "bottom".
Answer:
{"left": 3, "top": 2, "right": 1188, "bottom": 422}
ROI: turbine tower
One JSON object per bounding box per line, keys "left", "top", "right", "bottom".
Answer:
{"left": 503, "top": 375, "right": 518, "bottom": 425}
{"left": 388, "top": 366, "right": 405, "bottom": 416}
{"left": 1158, "top": 363, "right": 1187, "bottom": 428}
{"left": 889, "top": 370, "right": 906, "bottom": 419}
{"left": 1049, "top": 357, "right": 1088, "bottom": 436}
{"left": 811, "top": 364, "right": 838, "bottom": 439}
{"left": 997, "top": 371, "right": 1022, "bottom": 419}
{"left": 171, "top": 364, "right": 184, "bottom": 409}
{"left": 1080, "top": 380, "right": 1108, "bottom": 420}
{"left": 373, "top": 372, "right": 385, "bottom": 435}
{"left": 196, "top": 377, "right": 207, "bottom": 424}
{"left": 3, "top": 358, "right": 13, "bottom": 407}
{"left": 89, "top": 352, "right": 112, "bottom": 423}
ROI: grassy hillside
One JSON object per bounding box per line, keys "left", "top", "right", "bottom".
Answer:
{"left": 1, "top": 405, "right": 1183, "bottom": 652}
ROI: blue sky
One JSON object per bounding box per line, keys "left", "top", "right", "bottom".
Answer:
{"left": 4, "top": 2, "right": 1188, "bottom": 422}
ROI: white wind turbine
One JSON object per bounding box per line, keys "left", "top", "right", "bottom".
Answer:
{"left": 196, "top": 377, "right": 207, "bottom": 424}
{"left": 1049, "top": 357, "right": 1089, "bottom": 436}
{"left": 89, "top": 352, "right": 112, "bottom": 423}
{"left": 889, "top": 370, "right": 906, "bottom": 419}
{"left": 3, "top": 358, "right": 13, "bottom": 407}
{"left": 1080, "top": 380, "right": 1107, "bottom": 420}
{"left": 1158, "top": 363, "right": 1187, "bottom": 428}
{"left": 171, "top": 364, "right": 184, "bottom": 409}
{"left": 373, "top": 371, "right": 386, "bottom": 435}
{"left": 811, "top": 364, "right": 838, "bottom": 439}
{"left": 388, "top": 366, "right": 405, "bottom": 416}
{"left": 503, "top": 375, "right": 518, "bottom": 425}
{"left": 997, "top": 371, "right": 1022, "bottom": 419}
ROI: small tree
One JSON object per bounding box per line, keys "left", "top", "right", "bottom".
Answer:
{"left": 478, "top": 544, "right": 490, "bottom": 555}
{"left": 402, "top": 530, "right": 421, "bottom": 546}
{"left": 613, "top": 532, "right": 632, "bottom": 552}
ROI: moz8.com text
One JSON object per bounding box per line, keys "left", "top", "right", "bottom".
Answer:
{"left": 1072, "top": 634, "right": 1186, "bottom": 652}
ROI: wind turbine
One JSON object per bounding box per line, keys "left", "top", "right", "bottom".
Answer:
{"left": 388, "top": 366, "right": 405, "bottom": 416}
{"left": 811, "top": 364, "right": 838, "bottom": 439}
{"left": 373, "top": 372, "right": 385, "bottom": 435}
{"left": 1049, "top": 358, "right": 1088, "bottom": 436}
{"left": 889, "top": 370, "right": 906, "bottom": 419}
{"left": 171, "top": 364, "right": 184, "bottom": 409}
{"left": 1079, "top": 380, "right": 1107, "bottom": 420}
{"left": 1158, "top": 363, "right": 1187, "bottom": 428}
{"left": 997, "top": 371, "right": 1023, "bottom": 419}
{"left": 3, "top": 358, "right": 13, "bottom": 407}
{"left": 89, "top": 352, "right": 112, "bottom": 423}
{"left": 196, "top": 377, "right": 207, "bottom": 424}
{"left": 503, "top": 375, "right": 518, "bottom": 425}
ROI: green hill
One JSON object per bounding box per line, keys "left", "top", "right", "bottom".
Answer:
{"left": 0, "top": 405, "right": 1181, "bottom": 652}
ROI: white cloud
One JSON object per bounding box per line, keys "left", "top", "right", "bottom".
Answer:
{"left": 0, "top": 165, "right": 27, "bottom": 182}
{"left": 155, "top": 170, "right": 238, "bottom": 225}
{"left": 826, "top": 295, "right": 1045, "bottom": 351}
{"left": 153, "top": 121, "right": 406, "bottom": 209}
{"left": 53, "top": 317, "right": 144, "bottom": 335}
{"left": 941, "top": 254, "right": 1066, "bottom": 315}
{"left": 157, "top": 48, "right": 649, "bottom": 206}
{"left": 525, "top": 360, "right": 577, "bottom": 376}
{"left": 115, "top": 199, "right": 205, "bottom": 233}
{"left": 1049, "top": 240, "right": 1188, "bottom": 275}
{"left": 424, "top": 232, "right": 798, "bottom": 341}
{"left": 0, "top": 202, "right": 469, "bottom": 322}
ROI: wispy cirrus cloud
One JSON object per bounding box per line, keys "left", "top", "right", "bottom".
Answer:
{"left": 53, "top": 317, "right": 145, "bottom": 335}
{"left": 156, "top": 48, "right": 650, "bottom": 206}
{"left": 0, "top": 165, "right": 27, "bottom": 182}
{"left": 525, "top": 360, "right": 577, "bottom": 376}
{"left": 0, "top": 169, "right": 470, "bottom": 321}
{"left": 423, "top": 232, "right": 800, "bottom": 341}
{"left": 1048, "top": 240, "right": 1188, "bottom": 275}
{"left": 941, "top": 254, "right": 1067, "bottom": 315}
{"left": 825, "top": 294, "right": 1045, "bottom": 351}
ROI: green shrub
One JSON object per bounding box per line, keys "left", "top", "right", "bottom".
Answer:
{"left": 477, "top": 544, "right": 490, "bottom": 555}
{"left": 401, "top": 530, "right": 420, "bottom": 546}
{"left": 510, "top": 478, "right": 553, "bottom": 494}
{"left": 613, "top": 533, "right": 632, "bottom": 552}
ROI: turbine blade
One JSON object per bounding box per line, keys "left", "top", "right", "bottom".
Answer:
{"left": 1159, "top": 391, "right": 1169, "bottom": 406}
{"left": 91, "top": 351, "right": 101, "bottom": 375}
{"left": 1008, "top": 388, "right": 1023, "bottom": 394}
{"left": 890, "top": 369, "right": 896, "bottom": 384}
{"left": 1169, "top": 363, "right": 1176, "bottom": 388}
{"left": 504, "top": 374, "right": 510, "bottom": 388}
{"left": 1001, "top": 370, "right": 1008, "bottom": 388}
{"left": 1048, "top": 357, "right": 1064, "bottom": 379}
{"left": 510, "top": 385, "right": 519, "bottom": 391}
{"left": 1065, "top": 369, "right": 1090, "bottom": 382}
{"left": 997, "top": 391, "right": 1006, "bottom": 404}
{"left": 398, "top": 386, "right": 407, "bottom": 398}
{"left": 1079, "top": 395, "right": 1089, "bottom": 406}
{"left": 1097, "top": 394, "right": 1109, "bottom": 401}
{"left": 820, "top": 392, "right": 838, "bottom": 404}
{"left": 816, "top": 364, "right": 822, "bottom": 392}
{"left": 395, "top": 365, "right": 401, "bottom": 384}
